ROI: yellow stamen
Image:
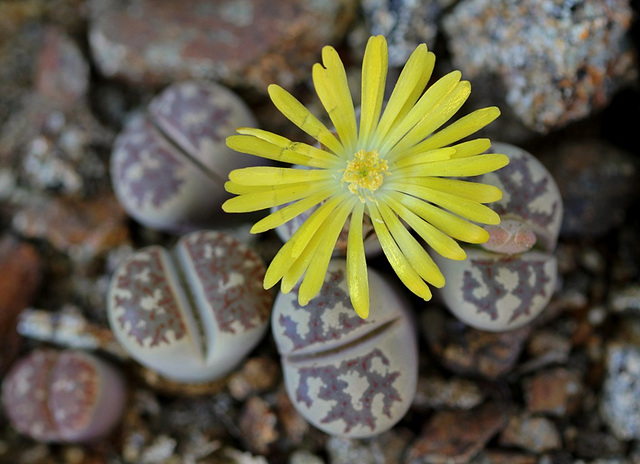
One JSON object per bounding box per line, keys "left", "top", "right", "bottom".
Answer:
{"left": 341, "top": 149, "right": 388, "bottom": 202}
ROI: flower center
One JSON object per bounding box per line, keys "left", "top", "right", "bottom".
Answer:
{"left": 341, "top": 149, "right": 388, "bottom": 202}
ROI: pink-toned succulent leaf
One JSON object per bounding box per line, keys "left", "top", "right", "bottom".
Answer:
{"left": 2, "top": 350, "right": 60, "bottom": 442}
{"left": 180, "top": 231, "right": 272, "bottom": 334}
{"left": 488, "top": 152, "right": 559, "bottom": 231}
{"left": 113, "top": 117, "right": 185, "bottom": 209}
{"left": 113, "top": 248, "right": 187, "bottom": 347}
{"left": 482, "top": 219, "right": 537, "bottom": 255}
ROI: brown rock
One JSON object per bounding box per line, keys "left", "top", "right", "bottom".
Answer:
{"left": 35, "top": 26, "right": 89, "bottom": 107}
{"left": 88, "top": 0, "right": 356, "bottom": 90}
{"left": 483, "top": 450, "right": 537, "bottom": 464}
{"left": 524, "top": 368, "right": 582, "bottom": 417}
{"left": 422, "top": 309, "right": 531, "bottom": 379}
{"left": 499, "top": 413, "right": 562, "bottom": 453}
{"left": 413, "top": 374, "right": 484, "bottom": 410}
{"left": 228, "top": 356, "right": 280, "bottom": 401}
{"left": 238, "top": 396, "right": 278, "bottom": 455}
{"left": 12, "top": 193, "right": 130, "bottom": 266}
{"left": 406, "top": 402, "right": 509, "bottom": 464}
{"left": 0, "top": 236, "right": 42, "bottom": 375}
{"left": 274, "top": 388, "right": 308, "bottom": 445}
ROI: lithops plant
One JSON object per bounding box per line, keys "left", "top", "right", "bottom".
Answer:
{"left": 272, "top": 259, "right": 417, "bottom": 438}
{"left": 1, "top": 349, "right": 126, "bottom": 443}
{"left": 108, "top": 230, "right": 272, "bottom": 383}
{"left": 434, "top": 142, "right": 563, "bottom": 331}
{"left": 111, "top": 80, "right": 264, "bottom": 232}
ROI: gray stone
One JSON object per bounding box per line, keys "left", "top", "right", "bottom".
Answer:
{"left": 600, "top": 344, "right": 640, "bottom": 440}
{"left": 88, "top": 0, "right": 356, "bottom": 91}
{"left": 361, "top": 0, "right": 449, "bottom": 67}
{"left": 443, "top": 0, "right": 636, "bottom": 133}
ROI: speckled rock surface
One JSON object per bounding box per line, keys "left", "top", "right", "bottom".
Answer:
{"left": 443, "top": 0, "right": 637, "bottom": 132}
{"left": 361, "top": 0, "right": 450, "bottom": 67}
{"left": 600, "top": 343, "right": 640, "bottom": 440}
{"left": 88, "top": 0, "right": 356, "bottom": 90}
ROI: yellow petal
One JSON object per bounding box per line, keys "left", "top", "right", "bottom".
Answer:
{"left": 392, "top": 153, "right": 509, "bottom": 178}
{"left": 376, "top": 200, "right": 445, "bottom": 287}
{"left": 280, "top": 196, "right": 354, "bottom": 294}
{"left": 224, "top": 181, "right": 268, "bottom": 195}
{"left": 389, "top": 183, "right": 501, "bottom": 224}
{"left": 222, "top": 181, "right": 329, "bottom": 213}
{"left": 346, "top": 202, "right": 369, "bottom": 318}
{"left": 387, "top": 80, "right": 471, "bottom": 160}
{"left": 250, "top": 189, "right": 332, "bottom": 234}
{"left": 359, "top": 35, "right": 388, "bottom": 148}
{"left": 312, "top": 46, "right": 357, "bottom": 153}
{"left": 290, "top": 195, "right": 346, "bottom": 259}
{"left": 298, "top": 197, "right": 357, "bottom": 306}
{"left": 402, "top": 177, "right": 503, "bottom": 203}
{"left": 375, "top": 44, "right": 435, "bottom": 145}
{"left": 407, "top": 106, "right": 501, "bottom": 154}
{"left": 380, "top": 70, "right": 462, "bottom": 155}
{"left": 384, "top": 193, "right": 466, "bottom": 260}
{"left": 449, "top": 138, "right": 492, "bottom": 159}
{"left": 268, "top": 84, "right": 344, "bottom": 156}
{"left": 388, "top": 191, "right": 490, "bottom": 243}
{"left": 237, "top": 127, "right": 339, "bottom": 165}
{"left": 227, "top": 134, "right": 317, "bottom": 167}
{"left": 264, "top": 196, "right": 343, "bottom": 290}
{"left": 393, "top": 147, "right": 456, "bottom": 168}
{"left": 367, "top": 202, "right": 433, "bottom": 301}
{"left": 229, "top": 166, "right": 334, "bottom": 186}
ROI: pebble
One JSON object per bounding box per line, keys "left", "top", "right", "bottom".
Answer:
{"left": 524, "top": 368, "right": 582, "bottom": 417}
{"left": 88, "top": 0, "right": 356, "bottom": 90}
{"left": 34, "top": 26, "right": 89, "bottom": 108}
{"left": 0, "top": 18, "right": 43, "bottom": 127}
{"left": 600, "top": 343, "right": 640, "bottom": 440}
{"left": 609, "top": 285, "right": 640, "bottom": 314}
{"left": 361, "top": 0, "right": 446, "bottom": 66}
{"left": 238, "top": 397, "right": 278, "bottom": 455}
{"left": 406, "top": 402, "right": 509, "bottom": 463}
{"left": 573, "top": 430, "right": 624, "bottom": 460}
{"left": 499, "top": 413, "right": 562, "bottom": 453}
{"left": 0, "top": 97, "right": 114, "bottom": 198}
{"left": 538, "top": 139, "right": 639, "bottom": 238}
{"left": 12, "top": 193, "right": 130, "bottom": 266}
{"left": 274, "top": 388, "right": 309, "bottom": 446}
{"left": 0, "top": 236, "right": 42, "bottom": 376}
{"left": 422, "top": 308, "right": 531, "bottom": 379}
{"left": 527, "top": 329, "right": 572, "bottom": 362}
{"left": 289, "top": 450, "right": 324, "bottom": 464}
{"left": 228, "top": 356, "right": 281, "bottom": 401}
{"left": 475, "top": 450, "right": 537, "bottom": 464}
{"left": 443, "top": 0, "right": 636, "bottom": 132}
{"left": 326, "top": 428, "right": 412, "bottom": 464}
{"left": 413, "top": 374, "right": 484, "bottom": 410}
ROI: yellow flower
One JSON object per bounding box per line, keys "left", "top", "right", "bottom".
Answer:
{"left": 223, "top": 35, "right": 508, "bottom": 319}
